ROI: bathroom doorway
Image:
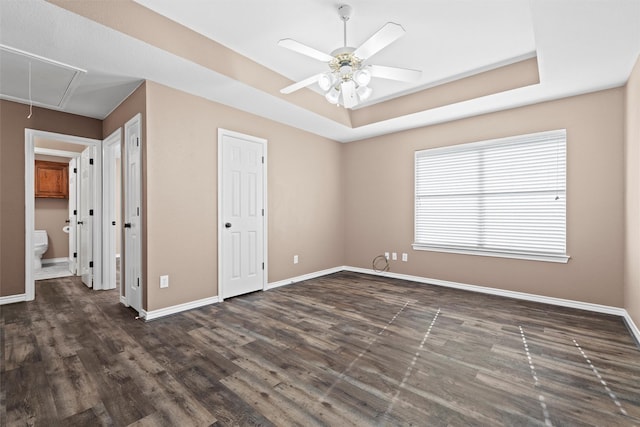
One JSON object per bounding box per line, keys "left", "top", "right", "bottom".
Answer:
{"left": 25, "top": 129, "right": 109, "bottom": 300}
{"left": 32, "top": 143, "right": 82, "bottom": 281}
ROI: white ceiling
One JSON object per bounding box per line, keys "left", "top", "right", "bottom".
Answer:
{"left": 133, "top": 0, "right": 539, "bottom": 106}
{"left": 1, "top": 0, "right": 639, "bottom": 142}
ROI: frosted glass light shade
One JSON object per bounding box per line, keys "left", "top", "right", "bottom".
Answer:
{"left": 354, "top": 68, "right": 371, "bottom": 86}
{"left": 318, "top": 73, "right": 334, "bottom": 91}
{"left": 357, "top": 85, "right": 372, "bottom": 101}
{"left": 325, "top": 87, "right": 340, "bottom": 104}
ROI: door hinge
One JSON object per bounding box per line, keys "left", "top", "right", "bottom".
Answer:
{"left": 89, "top": 261, "right": 93, "bottom": 268}
{"left": 136, "top": 137, "right": 139, "bottom": 147}
{"left": 89, "top": 209, "right": 93, "bottom": 216}
{"left": 137, "top": 207, "right": 140, "bottom": 216}
{"left": 137, "top": 277, "right": 140, "bottom": 287}
{"left": 73, "top": 209, "right": 77, "bottom": 216}
{"left": 89, "top": 158, "right": 94, "bottom": 165}
{"left": 73, "top": 252, "right": 77, "bottom": 258}
{"left": 262, "top": 209, "right": 264, "bottom": 216}
{"left": 73, "top": 167, "right": 77, "bottom": 173}
{"left": 262, "top": 262, "right": 264, "bottom": 270}
{"left": 262, "top": 156, "right": 264, "bottom": 164}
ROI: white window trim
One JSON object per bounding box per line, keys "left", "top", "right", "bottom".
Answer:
{"left": 411, "top": 244, "right": 570, "bottom": 263}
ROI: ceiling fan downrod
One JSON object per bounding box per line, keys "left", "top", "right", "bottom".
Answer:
{"left": 338, "top": 4, "right": 352, "bottom": 48}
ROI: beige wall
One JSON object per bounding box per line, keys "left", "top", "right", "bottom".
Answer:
{"left": 625, "top": 55, "right": 640, "bottom": 328}
{"left": 34, "top": 154, "right": 70, "bottom": 260}
{"left": 144, "top": 81, "right": 344, "bottom": 311}
{"left": 0, "top": 74, "right": 635, "bottom": 320}
{"left": 344, "top": 88, "right": 625, "bottom": 307}
{"left": 0, "top": 100, "right": 102, "bottom": 297}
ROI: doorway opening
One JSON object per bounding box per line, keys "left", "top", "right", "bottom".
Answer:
{"left": 25, "top": 129, "right": 119, "bottom": 299}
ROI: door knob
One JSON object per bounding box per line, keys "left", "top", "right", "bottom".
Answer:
{"left": 112, "top": 221, "right": 116, "bottom": 226}
{"left": 77, "top": 221, "right": 84, "bottom": 225}
{"left": 225, "top": 222, "right": 232, "bottom": 228}
{"left": 124, "top": 223, "right": 132, "bottom": 228}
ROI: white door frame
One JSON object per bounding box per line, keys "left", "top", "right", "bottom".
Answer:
{"left": 25, "top": 129, "right": 103, "bottom": 300}
{"left": 102, "top": 129, "right": 122, "bottom": 291}
{"left": 68, "top": 156, "right": 78, "bottom": 275}
{"left": 217, "top": 128, "right": 268, "bottom": 301}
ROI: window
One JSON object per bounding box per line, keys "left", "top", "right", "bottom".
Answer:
{"left": 414, "top": 129, "right": 568, "bottom": 263}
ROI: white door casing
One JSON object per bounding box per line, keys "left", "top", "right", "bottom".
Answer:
{"left": 68, "top": 157, "right": 78, "bottom": 275}
{"left": 24, "top": 129, "right": 102, "bottom": 300}
{"left": 218, "top": 129, "right": 267, "bottom": 300}
{"left": 124, "top": 114, "right": 142, "bottom": 314}
{"left": 79, "top": 146, "right": 95, "bottom": 287}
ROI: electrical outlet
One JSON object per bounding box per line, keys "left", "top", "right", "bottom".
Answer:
{"left": 392, "top": 252, "right": 397, "bottom": 261}
{"left": 385, "top": 252, "right": 390, "bottom": 260}
{"left": 402, "top": 253, "right": 408, "bottom": 262}
{"left": 293, "top": 255, "right": 299, "bottom": 264}
{"left": 160, "top": 275, "right": 169, "bottom": 288}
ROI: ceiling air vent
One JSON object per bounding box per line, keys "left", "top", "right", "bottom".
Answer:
{"left": 0, "top": 44, "right": 86, "bottom": 110}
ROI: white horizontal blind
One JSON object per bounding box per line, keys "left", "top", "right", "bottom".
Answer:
{"left": 414, "top": 129, "right": 567, "bottom": 260}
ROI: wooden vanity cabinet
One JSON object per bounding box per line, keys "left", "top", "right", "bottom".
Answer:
{"left": 35, "top": 160, "right": 68, "bottom": 199}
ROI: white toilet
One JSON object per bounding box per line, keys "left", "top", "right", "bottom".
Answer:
{"left": 34, "top": 230, "right": 49, "bottom": 270}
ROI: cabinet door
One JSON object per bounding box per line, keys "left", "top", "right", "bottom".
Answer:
{"left": 35, "top": 160, "right": 68, "bottom": 198}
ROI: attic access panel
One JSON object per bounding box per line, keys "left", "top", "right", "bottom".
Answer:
{"left": 0, "top": 45, "right": 85, "bottom": 109}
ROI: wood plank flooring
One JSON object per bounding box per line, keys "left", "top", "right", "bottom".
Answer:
{"left": 2, "top": 271, "right": 640, "bottom": 426}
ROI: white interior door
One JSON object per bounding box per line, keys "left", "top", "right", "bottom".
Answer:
{"left": 102, "top": 129, "right": 121, "bottom": 291}
{"left": 124, "top": 115, "right": 142, "bottom": 314}
{"left": 79, "top": 146, "right": 95, "bottom": 287}
{"left": 68, "top": 157, "right": 78, "bottom": 275}
{"left": 219, "top": 129, "right": 266, "bottom": 300}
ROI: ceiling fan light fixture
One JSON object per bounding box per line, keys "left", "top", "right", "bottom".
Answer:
{"left": 318, "top": 73, "right": 334, "bottom": 91}
{"left": 356, "top": 85, "right": 372, "bottom": 101}
{"left": 354, "top": 68, "right": 371, "bottom": 86}
{"left": 278, "top": 4, "right": 419, "bottom": 109}
{"left": 325, "top": 86, "right": 340, "bottom": 104}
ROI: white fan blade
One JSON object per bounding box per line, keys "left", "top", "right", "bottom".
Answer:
{"left": 280, "top": 73, "right": 323, "bottom": 94}
{"left": 369, "top": 64, "right": 422, "bottom": 82}
{"left": 353, "top": 22, "right": 405, "bottom": 60}
{"left": 341, "top": 80, "right": 357, "bottom": 108}
{"left": 278, "top": 39, "right": 334, "bottom": 62}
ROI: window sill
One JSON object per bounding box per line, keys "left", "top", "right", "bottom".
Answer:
{"left": 411, "top": 244, "right": 570, "bottom": 264}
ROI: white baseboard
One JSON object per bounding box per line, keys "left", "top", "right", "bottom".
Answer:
{"left": 344, "top": 266, "right": 626, "bottom": 316}
{"left": 124, "top": 263, "right": 640, "bottom": 345}
{"left": 119, "top": 295, "right": 128, "bottom": 306}
{"left": 42, "top": 257, "right": 69, "bottom": 265}
{"left": 266, "top": 266, "right": 344, "bottom": 290}
{"left": 143, "top": 296, "right": 220, "bottom": 321}
{"left": 623, "top": 311, "right": 640, "bottom": 345}
{"left": 344, "top": 266, "right": 640, "bottom": 345}
{"left": 0, "top": 293, "right": 27, "bottom": 305}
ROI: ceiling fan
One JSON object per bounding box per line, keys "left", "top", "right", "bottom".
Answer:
{"left": 278, "top": 4, "right": 422, "bottom": 109}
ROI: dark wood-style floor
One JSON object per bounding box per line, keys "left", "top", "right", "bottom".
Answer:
{"left": 2, "top": 272, "right": 639, "bottom": 426}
